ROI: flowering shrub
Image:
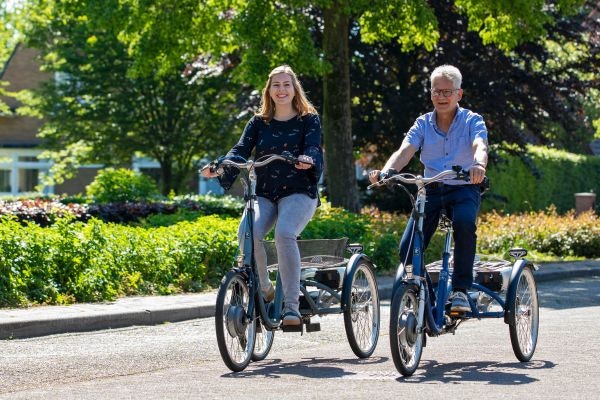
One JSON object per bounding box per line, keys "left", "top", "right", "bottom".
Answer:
{"left": 478, "top": 207, "right": 600, "bottom": 258}
{"left": 1, "top": 198, "right": 598, "bottom": 307}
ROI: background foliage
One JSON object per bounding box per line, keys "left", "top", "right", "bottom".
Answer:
{"left": 484, "top": 145, "right": 600, "bottom": 212}
{"left": 1, "top": 194, "right": 598, "bottom": 307}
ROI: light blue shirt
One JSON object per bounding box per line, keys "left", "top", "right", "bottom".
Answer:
{"left": 404, "top": 106, "right": 488, "bottom": 185}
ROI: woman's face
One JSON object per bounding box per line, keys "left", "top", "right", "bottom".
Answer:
{"left": 269, "top": 73, "right": 295, "bottom": 107}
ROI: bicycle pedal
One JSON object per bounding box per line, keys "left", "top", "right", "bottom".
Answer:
{"left": 305, "top": 322, "right": 321, "bottom": 332}
{"left": 449, "top": 311, "right": 470, "bottom": 319}
{"left": 281, "top": 324, "right": 303, "bottom": 333}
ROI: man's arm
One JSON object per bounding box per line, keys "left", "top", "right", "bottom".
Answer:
{"left": 369, "top": 140, "right": 417, "bottom": 183}
{"left": 470, "top": 137, "right": 488, "bottom": 184}
{"left": 473, "top": 137, "right": 488, "bottom": 167}
{"left": 383, "top": 140, "right": 418, "bottom": 172}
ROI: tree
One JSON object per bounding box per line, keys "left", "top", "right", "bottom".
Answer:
{"left": 351, "top": 0, "right": 599, "bottom": 159}
{"left": 0, "top": 0, "right": 19, "bottom": 114}
{"left": 15, "top": 0, "right": 245, "bottom": 194}
{"left": 99, "top": 0, "right": 586, "bottom": 211}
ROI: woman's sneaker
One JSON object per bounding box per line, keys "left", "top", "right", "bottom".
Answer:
{"left": 449, "top": 291, "right": 470, "bottom": 312}
{"left": 262, "top": 284, "right": 275, "bottom": 303}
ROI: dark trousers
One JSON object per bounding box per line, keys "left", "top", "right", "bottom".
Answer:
{"left": 399, "top": 185, "right": 481, "bottom": 290}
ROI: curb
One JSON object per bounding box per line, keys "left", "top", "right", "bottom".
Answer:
{"left": 0, "top": 305, "right": 216, "bottom": 340}
{"left": 1, "top": 261, "right": 599, "bottom": 339}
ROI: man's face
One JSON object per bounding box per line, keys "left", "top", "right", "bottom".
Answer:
{"left": 430, "top": 76, "right": 462, "bottom": 115}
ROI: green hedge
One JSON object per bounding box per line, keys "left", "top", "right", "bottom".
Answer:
{"left": 2, "top": 196, "right": 599, "bottom": 307}
{"left": 0, "top": 215, "right": 238, "bottom": 307}
{"left": 485, "top": 145, "right": 600, "bottom": 213}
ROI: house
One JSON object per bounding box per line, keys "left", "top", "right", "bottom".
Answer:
{"left": 0, "top": 44, "right": 104, "bottom": 196}
{"left": 0, "top": 44, "right": 218, "bottom": 197}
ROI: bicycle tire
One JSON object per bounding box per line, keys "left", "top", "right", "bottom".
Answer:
{"left": 215, "top": 270, "right": 256, "bottom": 372}
{"left": 343, "top": 260, "right": 380, "bottom": 358}
{"left": 389, "top": 282, "right": 424, "bottom": 376}
{"left": 508, "top": 267, "right": 539, "bottom": 362}
{"left": 252, "top": 314, "right": 274, "bottom": 362}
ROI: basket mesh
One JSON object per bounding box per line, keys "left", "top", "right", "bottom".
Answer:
{"left": 263, "top": 238, "right": 348, "bottom": 268}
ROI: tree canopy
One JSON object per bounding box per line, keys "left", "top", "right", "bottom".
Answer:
{"left": 100, "top": 0, "right": 588, "bottom": 211}
{"left": 351, "top": 0, "right": 599, "bottom": 158}
{"left": 14, "top": 0, "right": 246, "bottom": 194}
{"left": 4, "top": 0, "right": 596, "bottom": 206}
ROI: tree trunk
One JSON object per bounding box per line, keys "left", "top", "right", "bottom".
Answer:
{"left": 159, "top": 156, "right": 173, "bottom": 196}
{"left": 322, "top": 6, "right": 359, "bottom": 212}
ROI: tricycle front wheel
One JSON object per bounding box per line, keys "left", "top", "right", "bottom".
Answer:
{"left": 215, "top": 271, "right": 256, "bottom": 372}
{"left": 389, "top": 282, "right": 424, "bottom": 376}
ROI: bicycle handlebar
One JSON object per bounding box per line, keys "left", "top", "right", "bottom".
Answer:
{"left": 367, "top": 166, "right": 469, "bottom": 190}
{"left": 200, "top": 151, "right": 312, "bottom": 176}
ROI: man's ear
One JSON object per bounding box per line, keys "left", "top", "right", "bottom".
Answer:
{"left": 457, "top": 89, "right": 463, "bottom": 101}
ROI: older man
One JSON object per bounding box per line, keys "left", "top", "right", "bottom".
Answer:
{"left": 369, "top": 64, "right": 488, "bottom": 311}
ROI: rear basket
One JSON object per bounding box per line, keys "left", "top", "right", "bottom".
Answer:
{"left": 263, "top": 238, "right": 349, "bottom": 269}
{"left": 425, "top": 259, "right": 512, "bottom": 292}
{"left": 264, "top": 238, "right": 349, "bottom": 291}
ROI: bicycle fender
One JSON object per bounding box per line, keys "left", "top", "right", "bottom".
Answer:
{"left": 504, "top": 259, "right": 536, "bottom": 324}
{"left": 341, "top": 253, "right": 375, "bottom": 309}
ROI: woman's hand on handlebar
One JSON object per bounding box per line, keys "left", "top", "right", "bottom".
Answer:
{"left": 295, "top": 154, "right": 313, "bottom": 170}
{"left": 200, "top": 163, "right": 220, "bottom": 178}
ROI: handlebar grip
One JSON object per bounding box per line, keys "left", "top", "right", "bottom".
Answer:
{"left": 379, "top": 168, "right": 398, "bottom": 180}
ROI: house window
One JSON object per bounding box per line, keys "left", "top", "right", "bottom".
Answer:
{"left": 19, "top": 168, "right": 40, "bottom": 192}
{"left": 0, "top": 151, "right": 52, "bottom": 195}
{"left": 0, "top": 170, "right": 10, "bottom": 192}
{"left": 18, "top": 156, "right": 38, "bottom": 162}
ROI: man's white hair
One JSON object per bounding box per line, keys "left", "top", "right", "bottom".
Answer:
{"left": 430, "top": 65, "right": 462, "bottom": 89}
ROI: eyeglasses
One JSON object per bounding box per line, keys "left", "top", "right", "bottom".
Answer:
{"left": 430, "top": 88, "right": 459, "bottom": 98}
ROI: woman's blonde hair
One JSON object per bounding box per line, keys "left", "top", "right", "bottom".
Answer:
{"left": 256, "top": 65, "right": 317, "bottom": 121}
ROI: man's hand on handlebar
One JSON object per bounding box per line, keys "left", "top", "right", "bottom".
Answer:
{"left": 469, "top": 164, "right": 486, "bottom": 185}
{"left": 368, "top": 170, "right": 381, "bottom": 184}
{"left": 368, "top": 168, "right": 398, "bottom": 184}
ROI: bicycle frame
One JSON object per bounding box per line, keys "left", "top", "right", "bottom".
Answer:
{"left": 389, "top": 170, "right": 531, "bottom": 335}
{"left": 235, "top": 165, "right": 284, "bottom": 331}
{"left": 219, "top": 153, "right": 350, "bottom": 332}
{"left": 382, "top": 169, "right": 540, "bottom": 376}
{"left": 383, "top": 169, "right": 470, "bottom": 335}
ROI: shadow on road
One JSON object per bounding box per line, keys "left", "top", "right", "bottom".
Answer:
{"left": 222, "top": 356, "right": 388, "bottom": 378}
{"left": 397, "top": 359, "right": 555, "bottom": 384}
{"left": 538, "top": 275, "right": 600, "bottom": 310}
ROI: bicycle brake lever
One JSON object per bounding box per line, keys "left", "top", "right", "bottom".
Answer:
{"left": 280, "top": 151, "right": 298, "bottom": 164}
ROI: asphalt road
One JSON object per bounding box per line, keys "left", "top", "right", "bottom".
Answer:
{"left": 1, "top": 276, "right": 599, "bottom": 399}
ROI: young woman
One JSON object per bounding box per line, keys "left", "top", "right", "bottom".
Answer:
{"left": 202, "top": 65, "right": 323, "bottom": 327}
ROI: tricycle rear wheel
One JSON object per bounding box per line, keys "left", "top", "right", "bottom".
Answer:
{"left": 508, "top": 267, "right": 539, "bottom": 362}
{"left": 343, "top": 261, "right": 380, "bottom": 358}
{"left": 252, "top": 313, "right": 274, "bottom": 361}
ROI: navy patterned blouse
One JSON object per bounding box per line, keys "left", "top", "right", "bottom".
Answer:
{"left": 218, "top": 113, "right": 323, "bottom": 202}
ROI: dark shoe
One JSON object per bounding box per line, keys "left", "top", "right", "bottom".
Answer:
{"left": 449, "top": 291, "right": 470, "bottom": 312}
{"left": 262, "top": 284, "right": 275, "bottom": 303}
{"left": 282, "top": 309, "right": 302, "bottom": 326}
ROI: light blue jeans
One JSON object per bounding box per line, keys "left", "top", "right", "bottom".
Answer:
{"left": 238, "top": 193, "right": 318, "bottom": 314}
